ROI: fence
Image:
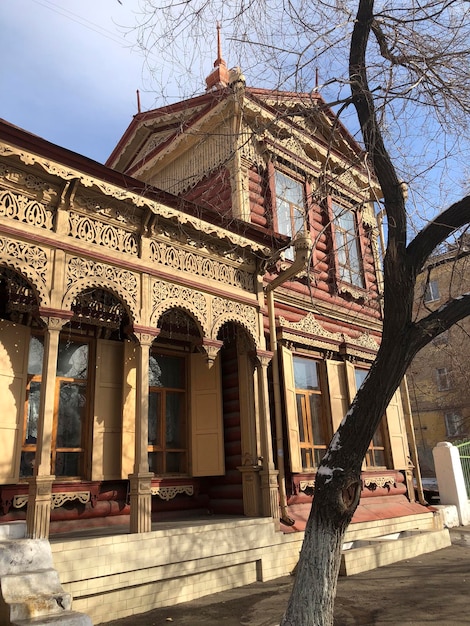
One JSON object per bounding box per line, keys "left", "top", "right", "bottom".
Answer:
{"left": 456, "top": 440, "right": 470, "bottom": 498}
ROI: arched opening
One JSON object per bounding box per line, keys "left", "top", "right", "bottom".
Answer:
{"left": 21, "top": 288, "right": 132, "bottom": 480}
{"left": 204, "top": 322, "right": 258, "bottom": 516}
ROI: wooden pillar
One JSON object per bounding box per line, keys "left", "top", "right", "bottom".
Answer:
{"left": 26, "top": 318, "right": 62, "bottom": 539}
{"left": 129, "top": 332, "right": 154, "bottom": 533}
{"left": 256, "top": 351, "right": 279, "bottom": 520}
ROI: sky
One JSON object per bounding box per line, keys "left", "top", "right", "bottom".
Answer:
{"left": 0, "top": 0, "right": 210, "bottom": 164}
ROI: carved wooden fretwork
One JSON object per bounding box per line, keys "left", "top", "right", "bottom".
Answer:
{"left": 146, "top": 119, "right": 233, "bottom": 194}
{"left": 68, "top": 211, "right": 139, "bottom": 256}
{"left": 149, "top": 239, "right": 255, "bottom": 292}
{"left": 0, "top": 142, "right": 270, "bottom": 255}
{"left": 69, "top": 193, "right": 141, "bottom": 257}
{"left": 299, "top": 480, "right": 316, "bottom": 492}
{"left": 354, "top": 332, "right": 380, "bottom": 351}
{"left": 279, "top": 313, "right": 343, "bottom": 342}
{"left": 64, "top": 257, "right": 138, "bottom": 320}
{"left": 150, "top": 485, "right": 194, "bottom": 500}
{"left": 363, "top": 476, "right": 395, "bottom": 491}
{"left": 0, "top": 236, "right": 49, "bottom": 304}
{"left": 212, "top": 297, "right": 259, "bottom": 347}
{"left": 133, "top": 130, "right": 175, "bottom": 165}
{"left": 12, "top": 491, "right": 91, "bottom": 509}
{"left": 279, "top": 313, "right": 379, "bottom": 357}
{"left": 151, "top": 280, "right": 208, "bottom": 335}
{"left": 0, "top": 162, "right": 58, "bottom": 198}
{"left": 0, "top": 189, "right": 55, "bottom": 231}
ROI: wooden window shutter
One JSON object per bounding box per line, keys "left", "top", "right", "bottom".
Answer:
{"left": 0, "top": 320, "right": 30, "bottom": 482}
{"left": 190, "top": 352, "right": 225, "bottom": 476}
{"left": 121, "top": 340, "right": 136, "bottom": 479}
{"left": 92, "top": 339, "right": 123, "bottom": 480}
{"left": 344, "top": 360, "right": 357, "bottom": 404}
{"left": 280, "top": 345, "right": 302, "bottom": 473}
{"left": 325, "top": 360, "right": 350, "bottom": 433}
{"left": 385, "top": 388, "right": 409, "bottom": 470}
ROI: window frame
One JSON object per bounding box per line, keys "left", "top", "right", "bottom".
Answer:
{"left": 354, "top": 366, "right": 390, "bottom": 469}
{"left": 293, "top": 355, "right": 329, "bottom": 471}
{"left": 329, "top": 199, "right": 365, "bottom": 290}
{"left": 272, "top": 168, "right": 307, "bottom": 259}
{"left": 436, "top": 367, "right": 451, "bottom": 391}
{"left": 424, "top": 279, "right": 440, "bottom": 303}
{"left": 21, "top": 333, "right": 93, "bottom": 480}
{"left": 148, "top": 349, "right": 189, "bottom": 476}
{"left": 444, "top": 410, "right": 465, "bottom": 438}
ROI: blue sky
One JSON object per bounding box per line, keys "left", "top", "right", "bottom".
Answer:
{"left": 0, "top": 0, "right": 208, "bottom": 164}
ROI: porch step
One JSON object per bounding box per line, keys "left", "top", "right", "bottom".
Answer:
{"left": 12, "top": 611, "right": 92, "bottom": 625}
{"left": 0, "top": 534, "right": 91, "bottom": 626}
{"left": 340, "top": 527, "right": 451, "bottom": 576}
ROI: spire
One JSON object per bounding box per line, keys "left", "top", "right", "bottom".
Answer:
{"left": 205, "top": 22, "right": 230, "bottom": 91}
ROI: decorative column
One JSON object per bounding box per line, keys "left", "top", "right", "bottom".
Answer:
{"left": 129, "top": 331, "right": 155, "bottom": 533}
{"left": 255, "top": 351, "right": 280, "bottom": 521}
{"left": 26, "top": 316, "right": 63, "bottom": 539}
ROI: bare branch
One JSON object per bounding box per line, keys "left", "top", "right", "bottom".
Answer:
{"left": 407, "top": 195, "right": 470, "bottom": 272}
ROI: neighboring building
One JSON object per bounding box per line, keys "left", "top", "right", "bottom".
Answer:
{"left": 0, "top": 47, "right": 442, "bottom": 623}
{"left": 408, "top": 237, "right": 470, "bottom": 476}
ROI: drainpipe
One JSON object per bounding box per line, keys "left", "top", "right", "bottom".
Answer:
{"left": 265, "top": 231, "right": 312, "bottom": 524}
{"left": 400, "top": 376, "right": 427, "bottom": 506}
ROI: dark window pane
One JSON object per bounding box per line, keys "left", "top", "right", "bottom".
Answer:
{"left": 28, "top": 335, "right": 44, "bottom": 375}
{"left": 26, "top": 381, "right": 40, "bottom": 443}
{"left": 56, "top": 382, "right": 86, "bottom": 447}
{"left": 310, "top": 395, "right": 326, "bottom": 445}
{"left": 55, "top": 452, "right": 81, "bottom": 477}
{"left": 148, "top": 392, "right": 161, "bottom": 446}
{"left": 149, "top": 354, "right": 184, "bottom": 388}
{"left": 166, "top": 393, "right": 184, "bottom": 448}
{"left": 148, "top": 452, "right": 163, "bottom": 474}
{"left": 20, "top": 452, "right": 35, "bottom": 477}
{"left": 166, "top": 452, "right": 185, "bottom": 473}
{"left": 296, "top": 394, "right": 306, "bottom": 442}
{"left": 57, "top": 342, "right": 88, "bottom": 378}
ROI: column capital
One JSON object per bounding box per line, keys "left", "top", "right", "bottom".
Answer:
{"left": 202, "top": 339, "right": 224, "bottom": 367}
{"left": 255, "top": 349, "right": 274, "bottom": 368}
{"left": 39, "top": 307, "right": 73, "bottom": 330}
{"left": 133, "top": 326, "right": 160, "bottom": 346}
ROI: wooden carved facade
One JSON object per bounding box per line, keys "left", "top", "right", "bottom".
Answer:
{"left": 0, "top": 63, "right": 425, "bottom": 538}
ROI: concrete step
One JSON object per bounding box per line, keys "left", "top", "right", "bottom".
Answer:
{"left": 340, "top": 527, "right": 451, "bottom": 576}
{"left": 12, "top": 610, "right": 93, "bottom": 625}
{"left": 0, "top": 539, "right": 53, "bottom": 576}
{"left": 9, "top": 592, "right": 72, "bottom": 621}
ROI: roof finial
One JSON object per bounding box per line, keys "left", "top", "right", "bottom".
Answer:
{"left": 215, "top": 21, "right": 225, "bottom": 67}
{"left": 205, "top": 21, "right": 229, "bottom": 91}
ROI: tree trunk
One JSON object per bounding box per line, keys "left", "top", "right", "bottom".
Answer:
{"left": 280, "top": 478, "right": 361, "bottom": 626}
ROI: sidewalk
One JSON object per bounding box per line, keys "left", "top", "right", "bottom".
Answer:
{"left": 106, "top": 527, "right": 470, "bottom": 626}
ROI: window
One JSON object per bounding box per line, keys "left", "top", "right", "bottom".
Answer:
{"left": 293, "top": 356, "right": 328, "bottom": 469}
{"left": 274, "top": 170, "right": 305, "bottom": 260}
{"left": 332, "top": 202, "right": 364, "bottom": 288}
{"left": 424, "top": 279, "right": 439, "bottom": 303}
{"left": 20, "top": 335, "right": 43, "bottom": 477}
{"left": 21, "top": 335, "right": 91, "bottom": 478}
{"left": 436, "top": 367, "right": 451, "bottom": 391}
{"left": 148, "top": 352, "right": 187, "bottom": 475}
{"left": 355, "top": 368, "right": 388, "bottom": 468}
{"left": 444, "top": 411, "right": 465, "bottom": 438}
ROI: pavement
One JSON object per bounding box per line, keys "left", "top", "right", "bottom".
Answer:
{"left": 106, "top": 526, "right": 470, "bottom": 626}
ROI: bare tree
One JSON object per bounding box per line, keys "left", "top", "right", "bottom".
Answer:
{"left": 130, "top": 1, "right": 470, "bottom": 624}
